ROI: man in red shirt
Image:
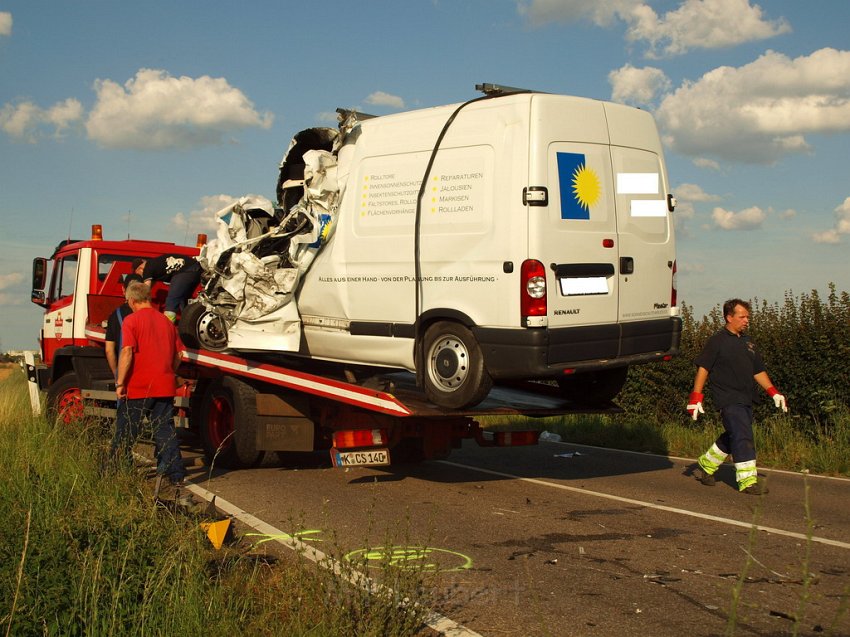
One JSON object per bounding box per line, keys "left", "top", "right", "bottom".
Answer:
{"left": 115, "top": 281, "right": 187, "bottom": 487}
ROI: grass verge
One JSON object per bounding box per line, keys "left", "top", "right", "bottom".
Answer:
{"left": 0, "top": 367, "right": 431, "bottom": 636}
{"left": 482, "top": 407, "right": 850, "bottom": 477}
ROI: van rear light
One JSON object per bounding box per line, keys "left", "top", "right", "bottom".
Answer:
{"left": 521, "top": 259, "right": 547, "bottom": 320}
{"left": 333, "top": 429, "right": 387, "bottom": 449}
{"left": 671, "top": 260, "right": 678, "bottom": 308}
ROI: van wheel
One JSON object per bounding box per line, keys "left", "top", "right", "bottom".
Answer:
{"left": 422, "top": 322, "right": 493, "bottom": 409}
{"left": 199, "top": 377, "right": 264, "bottom": 468}
{"left": 46, "top": 373, "right": 84, "bottom": 426}
{"left": 557, "top": 367, "right": 628, "bottom": 404}
{"left": 179, "top": 302, "right": 228, "bottom": 351}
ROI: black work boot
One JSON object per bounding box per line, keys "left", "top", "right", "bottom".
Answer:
{"left": 740, "top": 481, "right": 769, "bottom": 495}
{"left": 693, "top": 467, "right": 716, "bottom": 486}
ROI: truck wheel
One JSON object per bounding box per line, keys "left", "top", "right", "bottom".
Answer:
{"left": 178, "top": 302, "right": 228, "bottom": 351}
{"left": 557, "top": 367, "right": 628, "bottom": 404}
{"left": 422, "top": 321, "right": 493, "bottom": 409}
{"left": 199, "top": 377, "right": 264, "bottom": 468}
{"left": 46, "top": 373, "right": 84, "bottom": 426}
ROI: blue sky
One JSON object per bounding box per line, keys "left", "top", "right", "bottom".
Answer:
{"left": 1, "top": 0, "right": 849, "bottom": 350}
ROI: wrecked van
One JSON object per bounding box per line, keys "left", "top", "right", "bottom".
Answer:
{"left": 183, "top": 85, "right": 681, "bottom": 409}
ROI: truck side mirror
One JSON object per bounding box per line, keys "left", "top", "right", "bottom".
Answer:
{"left": 31, "top": 257, "right": 48, "bottom": 307}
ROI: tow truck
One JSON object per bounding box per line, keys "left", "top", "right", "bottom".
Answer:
{"left": 26, "top": 225, "right": 625, "bottom": 469}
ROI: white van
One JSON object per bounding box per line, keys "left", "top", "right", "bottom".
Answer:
{"left": 188, "top": 87, "right": 681, "bottom": 409}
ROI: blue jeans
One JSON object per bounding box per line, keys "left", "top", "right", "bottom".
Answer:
{"left": 110, "top": 398, "right": 137, "bottom": 466}
{"left": 714, "top": 404, "right": 756, "bottom": 463}
{"left": 111, "top": 397, "right": 185, "bottom": 482}
{"left": 165, "top": 263, "right": 202, "bottom": 313}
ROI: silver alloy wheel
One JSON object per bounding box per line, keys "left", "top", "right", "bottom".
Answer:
{"left": 197, "top": 311, "right": 228, "bottom": 351}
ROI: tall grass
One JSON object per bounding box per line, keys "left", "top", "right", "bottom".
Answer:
{"left": 483, "top": 407, "right": 850, "bottom": 476}
{"left": 0, "top": 367, "right": 430, "bottom": 636}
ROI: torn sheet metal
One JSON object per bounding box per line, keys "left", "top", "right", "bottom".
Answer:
{"left": 193, "top": 122, "right": 353, "bottom": 351}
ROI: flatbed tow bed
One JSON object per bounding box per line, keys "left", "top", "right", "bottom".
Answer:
{"left": 28, "top": 225, "right": 631, "bottom": 472}
{"left": 43, "top": 323, "right": 620, "bottom": 469}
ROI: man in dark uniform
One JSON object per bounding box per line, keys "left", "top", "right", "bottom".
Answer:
{"left": 132, "top": 254, "right": 202, "bottom": 323}
{"left": 105, "top": 273, "right": 143, "bottom": 378}
{"left": 686, "top": 299, "right": 788, "bottom": 495}
{"left": 106, "top": 273, "right": 144, "bottom": 466}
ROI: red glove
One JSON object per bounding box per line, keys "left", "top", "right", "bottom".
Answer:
{"left": 767, "top": 387, "right": 788, "bottom": 412}
{"left": 687, "top": 391, "right": 705, "bottom": 421}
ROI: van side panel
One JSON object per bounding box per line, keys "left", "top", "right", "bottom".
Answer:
{"left": 295, "top": 95, "right": 679, "bottom": 377}
{"left": 298, "top": 98, "right": 530, "bottom": 368}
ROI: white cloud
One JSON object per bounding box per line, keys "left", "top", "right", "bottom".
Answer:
{"left": 316, "top": 111, "right": 339, "bottom": 124}
{"left": 0, "top": 273, "right": 24, "bottom": 306}
{"left": 678, "top": 262, "right": 705, "bottom": 274}
{"left": 170, "top": 194, "right": 238, "bottom": 238}
{"left": 0, "top": 98, "right": 83, "bottom": 142}
{"left": 0, "top": 12, "right": 11, "bottom": 36}
{"left": 812, "top": 197, "right": 850, "bottom": 244}
{"left": 86, "top": 69, "right": 273, "bottom": 150}
{"left": 812, "top": 229, "right": 840, "bottom": 244}
{"left": 364, "top": 91, "right": 405, "bottom": 109}
{"left": 517, "top": 0, "right": 639, "bottom": 28}
{"left": 711, "top": 205, "right": 765, "bottom": 230}
{"left": 655, "top": 48, "right": 850, "bottom": 163}
{"left": 518, "top": 0, "right": 788, "bottom": 57}
{"left": 670, "top": 183, "right": 721, "bottom": 228}
{"left": 692, "top": 157, "right": 720, "bottom": 170}
{"left": 626, "top": 0, "right": 790, "bottom": 58}
{"left": 609, "top": 64, "right": 670, "bottom": 105}
{"left": 675, "top": 183, "right": 722, "bottom": 203}
{"left": 0, "top": 272, "right": 24, "bottom": 290}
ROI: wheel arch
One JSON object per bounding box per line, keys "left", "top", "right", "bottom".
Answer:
{"left": 50, "top": 346, "right": 106, "bottom": 388}
{"left": 414, "top": 308, "right": 478, "bottom": 379}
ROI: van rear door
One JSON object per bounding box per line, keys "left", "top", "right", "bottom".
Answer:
{"left": 603, "top": 103, "right": 675, "bottom": 335}
{"left": 527, "top": 96, "right": 619, "bottom": 359}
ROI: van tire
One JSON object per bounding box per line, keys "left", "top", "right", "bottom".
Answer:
{"left": 179, "top": 301, "right": 228, "bottom": 351}
{"left": 199, "top": 377, "right": 264, "bottom": 468}
{"left": 422, "top": 321, "right": 493, "bottom": 409}
{"left": 557, "top": 367, "right": 628, "bottom": 404}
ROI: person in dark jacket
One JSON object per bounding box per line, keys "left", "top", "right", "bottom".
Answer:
{"left": 132, "top": 254, "right": 201, "bottom": 322}
{"left": 686, "top": 299, "right": 787, "bottom": 495}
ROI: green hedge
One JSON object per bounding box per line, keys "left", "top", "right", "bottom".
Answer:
{"left": 620, "top": 284, "right": 850, "bottom": 428}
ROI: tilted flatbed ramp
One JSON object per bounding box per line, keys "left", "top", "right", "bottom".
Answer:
{"left": 181, "top": 348, "right": 621, "bottom": 418}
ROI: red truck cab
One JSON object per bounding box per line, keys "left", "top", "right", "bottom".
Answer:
{"left": 30, "top": 225, "right": 201, "bottom": 418}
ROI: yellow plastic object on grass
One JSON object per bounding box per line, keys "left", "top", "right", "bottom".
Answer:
{"left": 201, "top": 519, "right": 231, "bottom": 550}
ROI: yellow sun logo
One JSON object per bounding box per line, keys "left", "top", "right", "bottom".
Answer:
{"left": 572, "top": 164, "right": 601, "bottom": 211}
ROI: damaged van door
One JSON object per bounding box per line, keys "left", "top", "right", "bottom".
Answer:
{"left": 180, "top": 126, "right": 343, "bottom": 352}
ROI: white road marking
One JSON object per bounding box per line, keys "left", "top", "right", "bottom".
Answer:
{"left": 185, "top": 481, "right": 483, "bottom": 637}
{"left": 437, "top": 460, "right": 850, "bottom": 551}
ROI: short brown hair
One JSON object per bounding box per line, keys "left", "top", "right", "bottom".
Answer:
{"left": 723, "top": 298, "right": 750, "bottom": 321}
{"left": 125, "top": 280, "right": 151, "bottom": 304}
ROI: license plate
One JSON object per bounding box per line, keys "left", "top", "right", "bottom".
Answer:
{"left": 333, "top": 448, "right": 391, "bottom": 467}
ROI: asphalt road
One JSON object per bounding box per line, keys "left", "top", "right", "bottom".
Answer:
{"left": 182, "top": 439, "right": 850, "bottom": 637}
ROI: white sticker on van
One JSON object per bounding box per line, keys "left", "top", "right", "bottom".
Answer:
{"left": 557, "top": 152, "right": 601, "bottom": 220}
{"left": 559, "top": 277, "right": 608, "bottom": 296}
{"left": 630, "top": 200, "right": 667, "bottom": 217}
{"left": 617, "top": 173, "right": 658, "bottom": 195}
